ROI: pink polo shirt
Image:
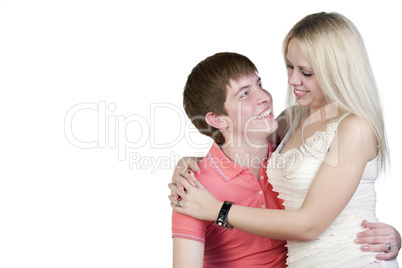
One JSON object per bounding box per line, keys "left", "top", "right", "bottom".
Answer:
{"left": 172, "top": 142, "right": 287, "bottom": 267}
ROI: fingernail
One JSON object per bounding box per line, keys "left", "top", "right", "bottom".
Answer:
{"left": 354, "top": 239, "right": 361, "bottom": 244}
{"left": 174, "top": 195, "right": 178, "bottom": 202}
{"left": 188, "top": 171, "right": 197, "bottom": 186}
{"left": 179, "top": 186, "right": 185, "bottom": 194}
{"left": 376, "top": 254, "right": 385, "bottom": 260}
{"left": 361, "top": 245, "right": 369, "bottom": 251}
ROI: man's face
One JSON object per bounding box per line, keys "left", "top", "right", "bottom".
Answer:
{"left": 222, "top": 73, "right": 278, "bottom": 146}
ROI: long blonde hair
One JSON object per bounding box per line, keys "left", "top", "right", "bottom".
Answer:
{"left": 283, "top": 12, "right": 389, "bottom": 172}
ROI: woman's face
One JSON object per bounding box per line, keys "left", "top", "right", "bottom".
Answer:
{"left": 286, "top": 38, "right": 327, "bottom": 111}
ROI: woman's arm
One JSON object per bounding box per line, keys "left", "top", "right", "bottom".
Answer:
{"left": 171, "top": 115, "right": 376, "bottom": 241}
{"left": 225, "top": 115, "right": 376, "bottom": 240}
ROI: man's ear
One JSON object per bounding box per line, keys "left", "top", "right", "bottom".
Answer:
{"left": 205, "top": 112, "right": 228, "bottom": 130}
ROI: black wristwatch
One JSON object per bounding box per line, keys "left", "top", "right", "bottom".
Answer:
{"left": 214, "top": 201, "right": 234, "bottom": 230}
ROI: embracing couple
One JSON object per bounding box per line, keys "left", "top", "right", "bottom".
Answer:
{"left": 169, "top": 12, "right": 400, "bottom": 268}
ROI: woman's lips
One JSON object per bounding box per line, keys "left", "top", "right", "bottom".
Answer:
{"left": 294, "top": 88, "right": 309, "bottom": 98}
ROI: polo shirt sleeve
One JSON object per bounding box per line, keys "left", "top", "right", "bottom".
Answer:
{"left": 172, "top": 210, "right": 208, "bottom": 244}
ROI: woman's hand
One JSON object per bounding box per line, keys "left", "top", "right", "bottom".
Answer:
{"left": 172, "top": 157, "right": 200, "bottom": 187}
{"left": 168, "top": 175, "right": 222, "bottom": 222}
{"left": 170, "top": 157, "right": 202, "bottom": 203}
{"left": 355, "top": 220, "right": 401, "bottom": 260}
{"left": 169, "top": 157, "right": 200, "bottom": 202}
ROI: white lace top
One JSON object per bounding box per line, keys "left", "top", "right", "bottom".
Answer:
{"left": 267, "top": 113, "right": 397, "bottom": 267}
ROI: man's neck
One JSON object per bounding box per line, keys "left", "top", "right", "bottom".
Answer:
{"left": 221, "top": 137, "right": 269, "bottom": 179}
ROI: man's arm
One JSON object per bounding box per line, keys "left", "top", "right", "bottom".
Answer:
{"left": 173, "top": 238, "right": 204, "bottom": 268}
{"left": 355, "top": 220, "right": 401, "bottom": 260}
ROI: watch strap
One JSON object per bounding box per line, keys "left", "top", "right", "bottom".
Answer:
{"left": 214, "top": 201, "right": 234, "bottom": 230}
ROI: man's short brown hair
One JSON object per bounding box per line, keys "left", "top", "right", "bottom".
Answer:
{"left": 183, "top": 52, "right": 258, "bottom": 144}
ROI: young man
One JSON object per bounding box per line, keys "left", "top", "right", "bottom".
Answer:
{"left": 172, "top": 52, "right": 286, "bottom": 267}
{"left": 171, "top": 52, "right": 401, "bottom": 267}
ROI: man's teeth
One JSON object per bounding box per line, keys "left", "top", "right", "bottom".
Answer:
{"left": 256, "top": 108, "right": 271, "bottom": 119}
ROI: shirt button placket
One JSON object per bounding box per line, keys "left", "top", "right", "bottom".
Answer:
{"left": 257, "top": 189, "right": 265, "bottom": 208}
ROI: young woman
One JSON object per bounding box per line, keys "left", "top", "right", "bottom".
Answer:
{"left": 169, "top": 12, "right": 400, "bottom": 267}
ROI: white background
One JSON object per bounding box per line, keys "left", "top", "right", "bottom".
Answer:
{"left": 0, "top": 0, "right": 401, "bottom": 267}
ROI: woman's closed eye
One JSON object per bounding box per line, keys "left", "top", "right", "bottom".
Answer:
{"left": 301, "top": 69, "right": 313, "bottom": 77}
{"left": 287, "top": 63, "right": 313, "bottom": 77}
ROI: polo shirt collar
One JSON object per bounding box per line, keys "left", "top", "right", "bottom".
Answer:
{"left": 207, "top": 142, "right": 247, "bottom": 182}
{"left": 207, "top": 141, "right": 272, "bottom": 182}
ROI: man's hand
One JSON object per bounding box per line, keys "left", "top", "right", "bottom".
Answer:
{"left": 355, "top": 220, "right": 401, "bottom": 260}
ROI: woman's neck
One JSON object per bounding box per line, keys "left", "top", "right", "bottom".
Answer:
{"left": 306, "top": 101, "right": 341, "bottom": 124}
